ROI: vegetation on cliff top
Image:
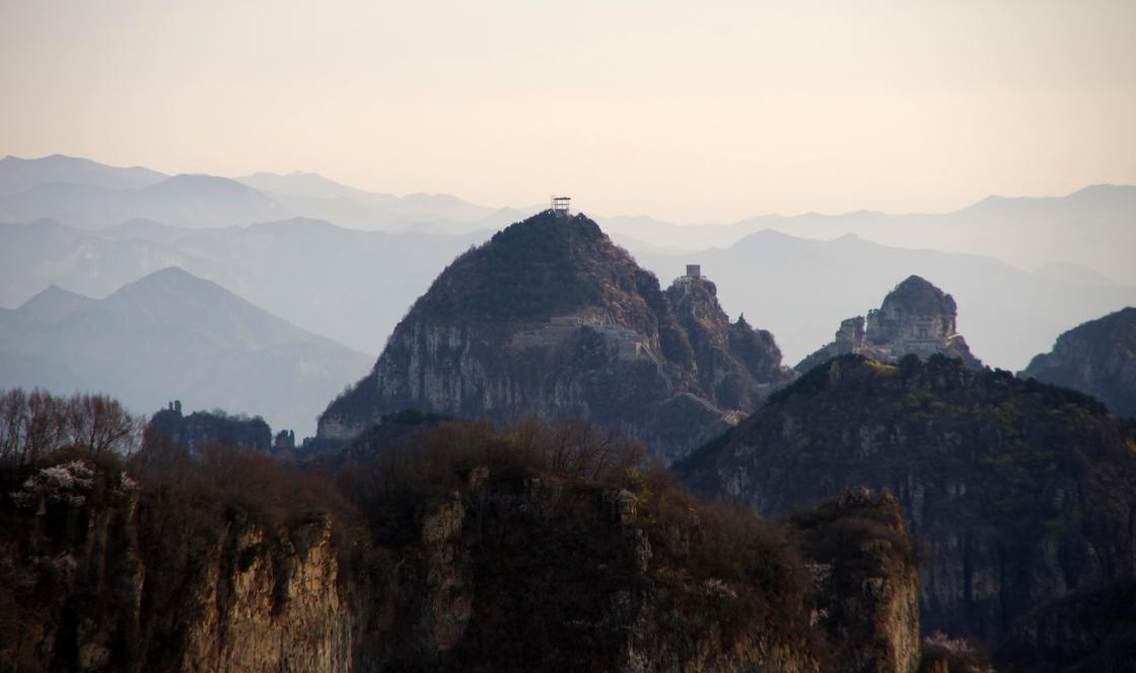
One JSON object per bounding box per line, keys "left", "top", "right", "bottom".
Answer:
{"left": 2, "top": 389, "right": 922, "bottom": 673}
{"left": 677, "top": 352, "right": 1136, "bottom": 659}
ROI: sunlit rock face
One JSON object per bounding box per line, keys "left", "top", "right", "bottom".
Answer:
{"left": 796, "top": 275, "right": 982, "bottom": 374}
{"left": 317, "top": 210, "right": 795, "bottom": 463}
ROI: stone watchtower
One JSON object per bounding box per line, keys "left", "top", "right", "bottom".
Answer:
{"left": 686, "top": 264, "right": 701, "bottom": 279}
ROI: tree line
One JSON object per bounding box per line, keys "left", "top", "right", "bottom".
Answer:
{"left": 0, "top": 388, "right": 142, "bottom": 467}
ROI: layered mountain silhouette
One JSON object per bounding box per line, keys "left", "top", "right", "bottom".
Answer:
{"left": 0, "top": 154, "right": 165, "bottom": 198}
{"left": 318, "top": 210, "right": 795, "bottom": 462}
{"left": 6, "top": 218, "right": 1133, "bottom": 372}
{"left": 0, "top": 218, "right": 486, "bottom": 354}
{"left": 0, "top": 155, "right": 525, "bottom": 232}
{"left": 1021, "top": 306, "right": 1136, "bottom": 418}
{"left": 608, "top": 184, "right": 1136, "bottom": 285}
{"left": 633, "top": 230, "right": 1136, "bottom": 369}
{"left": 0, "top": 267, "right": 369, "bottom": 434}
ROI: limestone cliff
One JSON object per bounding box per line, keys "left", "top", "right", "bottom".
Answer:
{"left": 318, "top": 210, "right": 793, "bottom": 463}
{"left": 1021, "top": 306, "right": 1136, "bottom": 418}
{"left": 0, "top": 458, "right": 351, "bottom": 673}
{"left": 2, "top": 424, "right": 921, "bottom": 673}
{"left": 678, "top": 354, "right": 1136, "bottom": 662}
{"left": 797, "top": 276, "right": 981, "bottom": 373}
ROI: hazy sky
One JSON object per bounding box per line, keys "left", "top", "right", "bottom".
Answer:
{"left": 2, "top": 0, "right": 1134, "bottom": 221}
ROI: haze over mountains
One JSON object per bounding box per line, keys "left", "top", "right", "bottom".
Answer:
{"left": 2, "top": 153, "right": 1134, "bottom": 431}
{"left": 634, "top": 231, "right": 1136, "bottom": 368}
{"left": 0, "top": 267, "right": 369, "bottom": 435}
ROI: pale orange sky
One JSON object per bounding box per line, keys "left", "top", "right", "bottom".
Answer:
{"left": 2, "top": 0, "right": 1134, "bottom": 222}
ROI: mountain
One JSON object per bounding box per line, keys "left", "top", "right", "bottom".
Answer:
{"left": 677, "top": 354, "right": 1136, "bottom": 663}
{"left": 1021, "top": 307, "right": 1136, "bottom": 418}
{"left": 796, "top": 275, "right": 982, "bottom": 373}
{"left": 0, "top": 218, "right": 488, "bottom": 354}
{"left": 236, "top": 171, "right": 508, "bottom": 228}
{"left": 0, "top": 174, "right": 289, "bottom": 229}
{"left": 0, "top": 156, "right": 519, "bottom": 232}
{"left": 606, "top": 185, "right": 1136, "bottom": 285}
{"left": 0, "top": 267, "right": 370, "bottom": 435}
{"left": 0, "top": 154, "right": 165, "bottom": 198}
{"left": 631, "top": 230, "right": 1136, "bottom": 370}
{"left": 317, "top": 210, "right": 795, "bottom": 462}
{"left": 1, "top": 419, "right": 922, "bottom": 673}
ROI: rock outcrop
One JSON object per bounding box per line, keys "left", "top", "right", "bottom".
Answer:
{"left": 677, "top": 354, "right": 1136, "bottom": 661}
{"left": 1020, "top": 306, "right": 1136, "bottom": 418}
{"left": 147, "top": 403, "right": 272, "bottom": 453}
{"left": 318, "top": 210, "right": 794, "bottom": 463}
{"left": 796, "top": 276, "right": 981, "bottom": 373}
{"left": 2, "top": 431, "right": 922, "bottom": 673}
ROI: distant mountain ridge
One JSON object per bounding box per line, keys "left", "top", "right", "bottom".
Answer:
{"left": 4, "top": 155, "right": 1134, "bottom": 283}
{"left": 0, "top": 155, "right": 526, "bottom": 233}
{"left": 632, "top": 230, "right": 1136, "bottom": 369}
{"left": 0, "top": 217, "right": 488, "bottom": 354}
{"left": 3, "top": 154, "right": 1134, "bottom": 369}
{"left": 0, "top": 154, "right": 165, "bottom": 198}
{"left": 0, "top": 266, "right": 370, "bottom": 435}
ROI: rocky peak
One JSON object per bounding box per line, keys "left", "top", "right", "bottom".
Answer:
{"left": 318, "top": 212, "right": 793, "bottom": 463}
{"left": 797, "top": 276, "right": 981, "bottom": 373}
{"left": 1020, "top": 306, "right": 1136, "bottom": 417}
{"left": 867, "top": 275, "right": 959, "bottom": 346}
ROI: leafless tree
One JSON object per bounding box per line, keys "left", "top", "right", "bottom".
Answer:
{"left": 0, "top": 388, "right": 143, "bottom": 466}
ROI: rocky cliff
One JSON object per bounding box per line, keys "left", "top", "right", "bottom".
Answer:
{"left": 1021, "top": 306, "right": 1136, "bottom": 418}
{"left": 147, "top": 404, "right": 272, "bottom": 453}
{"left": 0, "top": 456, "right": 351, "bottom": 673}
{"left": 318, "top": 210, "right": 794, "bottom": 463}
{"left": 2, "top": 421, "right": 922, "bottom": 673}
{"left": 796, "top": 276, "right": 981, "bottom": 373}
{"left": 677, "top": 353, "right": 1136, "bottom": 662}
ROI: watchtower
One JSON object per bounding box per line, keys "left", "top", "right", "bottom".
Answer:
{"left": 551, "top": 196, "right": 571, "bottom": 219}
{"left": 686, "top": 264, "right": 701, "bottom": 279}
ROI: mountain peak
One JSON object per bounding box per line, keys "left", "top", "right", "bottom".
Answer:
{"left": 319, "top": 209, "right": 795, "bottom": 462}
{"left": 107, "top": 266, "right": 227, "bottom": 304}
{"left": 411, "top": 209, "right": 618, "bottom": 322}
{"left": 145, "top": 174, "right": 260, "bottom": 195}
{"left": 796, "top": 275, "right": 980, "bottom": 373}
{"left": 16, "top": 284, "right": 94, "bottom": 322}
{"left": 883, "top": 275, "right": 956, "bottom": 314}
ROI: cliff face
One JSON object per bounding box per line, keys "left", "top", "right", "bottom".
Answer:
{"left": 318, "top": 211, "right": 793, "bottom": 463}
{"left": 678, "top": 354, "right": 1136, "bottom": 655}
{"left": 0, "top": 458, "right": 351, "bottom": 673}
{"left": 1021, "top": 306, "right": 1136, "bottom": 418}
{"left": 2, "top": 435, "right": 920, "bottom": 673}
{"left": 797, "top": 276, "right": 981, "bottom": 374}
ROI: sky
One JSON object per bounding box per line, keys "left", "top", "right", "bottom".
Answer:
{"left": 2, "top": 0, "right": 1134, "bottom": 222}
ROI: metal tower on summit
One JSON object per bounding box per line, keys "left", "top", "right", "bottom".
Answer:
{"left": 551, "top": 196, "right": 571, "bottom": 219}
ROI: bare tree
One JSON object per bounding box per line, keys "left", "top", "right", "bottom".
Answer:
{"left": 0, "top": 388, "right": 143, "bottom": 466}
